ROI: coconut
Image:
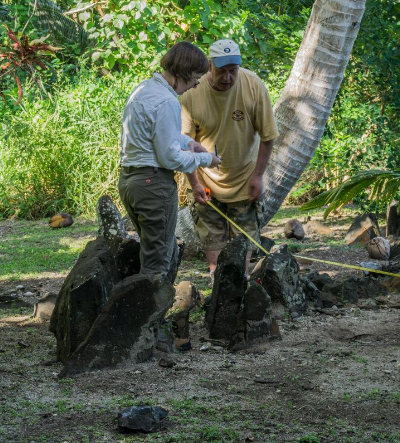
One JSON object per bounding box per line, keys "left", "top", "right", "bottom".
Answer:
{"left": 283, "top": 219, "right": 305, "bottom": 240}
{"left": 366, "top": 237, "right": 390, "bottom": 260}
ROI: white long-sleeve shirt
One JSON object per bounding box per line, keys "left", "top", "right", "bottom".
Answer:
{"left": 120, "top": 73, "right": 212, "bottom": 173}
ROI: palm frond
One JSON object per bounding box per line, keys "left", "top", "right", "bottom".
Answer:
{"left": 33, "top": 0, "right": 91, "bottom": 51}
{"left": 3, "top": 0, "right": 91, "bottom": 52}
{"left": 301, "top": 169, "right": 400, "bottom": 218}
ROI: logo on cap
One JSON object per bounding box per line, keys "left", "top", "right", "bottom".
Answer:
{"left": 224, "top": 48, "right": 230, "bottom": 53}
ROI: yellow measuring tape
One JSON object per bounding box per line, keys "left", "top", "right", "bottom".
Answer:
{"left": 206, "top": 200, "right": 400, "bottom": 279}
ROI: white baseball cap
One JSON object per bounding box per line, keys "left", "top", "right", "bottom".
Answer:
{"left": 209, "top": 39, "right": 242, "bottom": 68}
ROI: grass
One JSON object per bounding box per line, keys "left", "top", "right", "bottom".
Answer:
{"left": 0, "top": 218, "right": 97, "bottom": 282}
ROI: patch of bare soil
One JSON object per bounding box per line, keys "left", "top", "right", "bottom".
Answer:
{"left": 1, "top": 301, "right": 400, "bottom": 442}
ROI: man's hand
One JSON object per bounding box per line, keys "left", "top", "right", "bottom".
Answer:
{"left": 248, "top": 174, "right": 263, "bottom": 202}
{"left": 193, "top": 183, "right": 208, "bottom": 205}
{"left": 188, "top": 141, "right": 208, "bottom": 153}
{"left": 209, "top": 153, "right": 222, "bottom": 169}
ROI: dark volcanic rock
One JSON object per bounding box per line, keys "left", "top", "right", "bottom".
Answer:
{"left": 50, "top": 237, "right": 120, "bottom": 363}
{"left": 59, "top": 275, "right": 175, "bottom": 377}
{"left": 243, "top": 282, "right": 281, "bottom": 343}
{"left": 256, "top": 235, "right": 276, "bottom": 257}
{"left": 116, "top": 238, "right": 141, "bottom": 279}
{"left": 321, "top": 277, "right": 388, "bottom": 304}
{"left": 97, "top": 195, "right": 129, "bottom": 241}
{"left": 118, "top": 405, "right": 169, "bottom": 433}
{"left": 386, "top": 200, "right": 400, "bottom": 238}
{"left": 306, "top": 272, "right": 334, "bottom": 291}
{"left": 205, "top": 236, "right": 247, "bottom": 342}
{"left": 51, "top": 195, "right": 185, "bottom": 376}
{"left": 258, "top": 245, "right": 307, "bottom": 315}
{"left": 300, "top": 276, "right": 321, "bottom": 302}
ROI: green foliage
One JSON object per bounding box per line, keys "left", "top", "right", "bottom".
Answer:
{"left": 301, "top": 169, "right": 400, "bottom": 218}
{"left": 77, "top": 0, "right": 252, "bottom": 75}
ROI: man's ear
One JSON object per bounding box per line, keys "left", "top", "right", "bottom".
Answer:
{"left": 208, "top": 59, "right": 213, "bottom": 72}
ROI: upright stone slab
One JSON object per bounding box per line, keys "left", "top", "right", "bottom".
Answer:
{"left": 166, "top": 238, "right": 185, "bottom": 285}
{"left": 97, "top": 195, "right": 129, "bottom": 241}
{"left": 345, "top": 213, "right": 380, "bottom": 245}
{"left": 33, "top": 292, "right": 57, "bottom": 321}
{"left": 49, "top": 237, "right": 120, "bottom": 363}
{"left": 386, "top": 200, "right": 400, "bottom": 238}
{"left": 116, "top": 238, "right": 141, "bottom": 279}
{"left": 259, "top": 245, "right": 307, "bottom": 315}
{"left": 205, "top": 236, "right": 247, "bottom": 342}
{"left": 256, "top": 235, "right": 276, "bottom": 257}
{"left": 243, "top": 282, "right": 281, "bottom": 344}
{"left": 59, "top": 275, "right": 175, "bottom": 377}
{"left": 168, "top": 281, "right": 200, "bottom": 339}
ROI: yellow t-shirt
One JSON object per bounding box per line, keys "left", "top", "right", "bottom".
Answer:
{"left": 180, "top": 68, "right": 279, "bottom": 202}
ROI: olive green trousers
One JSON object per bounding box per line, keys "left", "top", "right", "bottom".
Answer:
{"left": 118, "top": 166, "right": 178, "bottom": 276}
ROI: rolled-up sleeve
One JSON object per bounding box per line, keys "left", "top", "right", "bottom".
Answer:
{"left": 152, "top": 99, "right": 212, "bottom": 173}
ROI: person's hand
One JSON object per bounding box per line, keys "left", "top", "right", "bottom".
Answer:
{"left": 209, "top": 153, "right": 222, "bottom": 169}
{"left": 248, "top": 174, "right": 263, "bottom": 202}
{"left": 193, "top": 183, "right": 208, "bottom": 205}
{"left": 188, "top": 141, "right": 208, "bottom": 153}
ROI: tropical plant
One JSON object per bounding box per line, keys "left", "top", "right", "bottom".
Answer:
{"left": 300, "top": 169, "right": 400, "bottom": 219}
{"left": 0, "top": 25, "right": 60, "bottom": 104}
{"left": 0, "top": 68, "right": 128, "bottom": 218}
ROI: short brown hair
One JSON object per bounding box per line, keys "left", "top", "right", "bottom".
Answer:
{"left": 160, "top": 42, "right": 208, "bottom": 83}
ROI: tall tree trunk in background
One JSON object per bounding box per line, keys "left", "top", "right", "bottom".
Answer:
{"left": 262, "top": 0, "right": 366, "bottom": 225}
{"left": 177, "top": 0, "right": 366, "bottom": 247}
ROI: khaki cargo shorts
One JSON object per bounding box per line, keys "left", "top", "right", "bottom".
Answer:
{"left": 187, "top": 190, "right": 264, "bottom": 251}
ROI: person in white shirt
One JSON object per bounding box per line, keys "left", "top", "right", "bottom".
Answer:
{"left": 119, "top": 42, "right": 221, "bottom": 279}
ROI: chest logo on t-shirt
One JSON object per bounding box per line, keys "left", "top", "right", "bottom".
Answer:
{"left": 232, "top": 110, "right": 244, "bottom": 121}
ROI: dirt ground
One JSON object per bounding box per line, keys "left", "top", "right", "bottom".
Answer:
{"left": 1, "top": 213, "right": 400, "bottom": 443}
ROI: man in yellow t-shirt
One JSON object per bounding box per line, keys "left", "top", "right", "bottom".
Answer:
{"left": 180, "top": 39, "right": 279, "bottom": 278}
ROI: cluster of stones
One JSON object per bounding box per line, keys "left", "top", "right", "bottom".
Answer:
{"left": 284, "top": 203, "right": 400, "bottom": 263}
{"left": 45, "top": 197, "right": 400, "bottom": 377}
{"left": 50, "top": 196, "right": 178, "bottom": 378}
{"left": 204, "top": 237, "right": 320, "bottom": 350}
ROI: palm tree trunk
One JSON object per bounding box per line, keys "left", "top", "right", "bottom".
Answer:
{"left": 177, "top": 0, "right": 366, "bottom": 246}
{"left": 262, "top": 0, "right": 366, "bottom": 224}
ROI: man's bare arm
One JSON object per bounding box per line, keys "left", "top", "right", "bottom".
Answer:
{"left": 248, "top": 139, "right": 274, "bottom": 202}
{"left": 187, "top": 171, "right": 209, "bottom": 205}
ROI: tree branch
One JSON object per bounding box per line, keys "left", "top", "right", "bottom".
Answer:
{"left": 64, "top": 2, "right": 106, "bottom": 16}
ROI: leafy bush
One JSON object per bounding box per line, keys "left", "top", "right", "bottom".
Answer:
{"left": 0, "top": 68, "right": 133, "bottom": 218}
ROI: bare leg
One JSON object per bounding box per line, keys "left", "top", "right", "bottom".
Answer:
{"left": 204, "top": 250, "right": 221, "bottom": 273}
{"left": 205, "top": 249, "right": 252, "bottom": 275}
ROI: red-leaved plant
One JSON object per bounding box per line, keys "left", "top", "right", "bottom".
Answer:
{"left": 0, "top": 25, "right": 61, "bottom": 105}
